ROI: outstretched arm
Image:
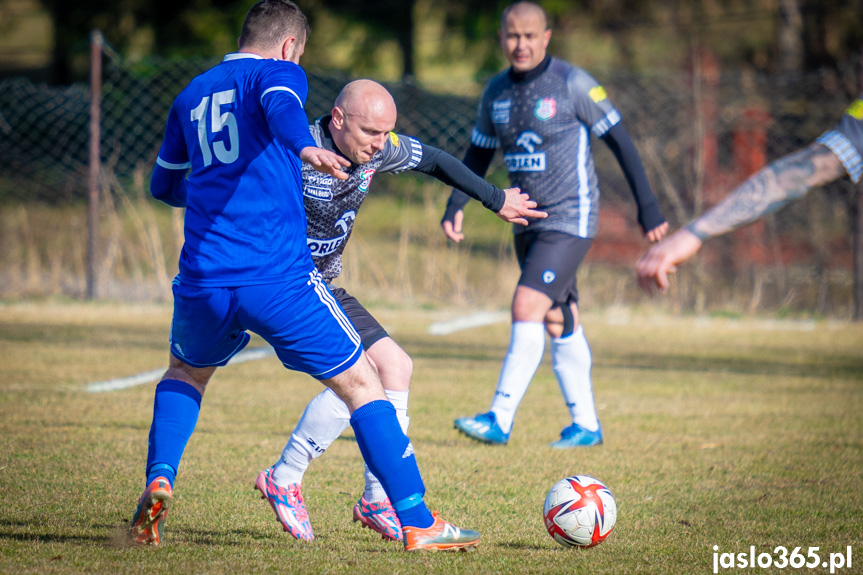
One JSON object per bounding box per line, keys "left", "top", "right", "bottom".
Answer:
{"left": 636, "top": 142, "right": 846, "bottom": 293}
{"left": 415, "top": 144, "right": 546, "bottom": 228}
{"left": 687, "top": 142, "right": 845, "bottom": 240}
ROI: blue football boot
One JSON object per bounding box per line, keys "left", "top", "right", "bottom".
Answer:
{"left": 453, "top": 411, "right": 510, "bottom": 445}
{"left": 550, "top": 423, "right": 603, "bottom": 448}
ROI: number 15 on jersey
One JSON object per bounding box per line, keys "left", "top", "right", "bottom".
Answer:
{"left": 191, "top": 89, "right": 239, "bottom": 166}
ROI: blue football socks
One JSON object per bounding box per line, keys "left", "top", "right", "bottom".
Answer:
{"left": 350, "top": 400, "right": 434, "bottom": 528}
{"left": 145, "top": 379, "right": 202, "bottom": 488}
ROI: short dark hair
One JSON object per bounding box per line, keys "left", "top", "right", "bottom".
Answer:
{"left": 239, "top": 0, "right": 311, "bottom": 50}
{"left": 500, "top": 1, "right": 549, "bottom": 30}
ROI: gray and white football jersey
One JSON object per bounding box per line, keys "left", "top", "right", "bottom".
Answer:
{"left": 816, "top": 95, "right": 863, "bottom": 184}
{"left": 472, "top": 57, "right": 621, "bottom": 238}
{"left": 303, "top": 117, "right": 422, "bottom": 281}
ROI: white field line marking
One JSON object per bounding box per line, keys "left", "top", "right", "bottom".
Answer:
{"left": 428, "top": 311, "right": 509, "bottom": 336}
{"left": 85, "top": 347, "right": 276, "bottom": 393}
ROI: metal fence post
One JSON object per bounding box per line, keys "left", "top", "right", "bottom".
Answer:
{"left": 87, "top": 30, "right": 103, "bottom": 300}
{"left": 856, "top": 49, "right": 863, "bottom": 320}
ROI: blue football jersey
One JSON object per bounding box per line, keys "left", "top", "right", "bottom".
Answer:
{"left": 155, "top": 53, "right": 318, "bottom": 287}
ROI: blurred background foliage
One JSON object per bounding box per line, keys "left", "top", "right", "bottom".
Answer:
{"left": 1, "top": 0, "right": 861, "bottom": 316}
{"left": 2, "top": 0, "right": 862, "bottom": 92}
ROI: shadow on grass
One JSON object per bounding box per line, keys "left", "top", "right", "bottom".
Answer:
{"left": 596, "top": 353, "right": 863, "bottom": 381}
{"left": 399, "top": 335, "right": 863, "bottom": 380}
{"left": 0, "top": 520, "right": 109, "bottom": 545}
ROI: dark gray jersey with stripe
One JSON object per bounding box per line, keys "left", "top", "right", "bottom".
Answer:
{"left": 816, "top": 95, "right": 863, "bottom": 183}
{"left": 472, "top": 57, "right": 620, "bottom": 238}
{"left": 304, "top": 117, "right": 422, "bottom": 281}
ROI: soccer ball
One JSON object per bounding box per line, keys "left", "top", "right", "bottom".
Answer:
{"left": 543, "top": 475, "right": 617, "bottom": 548}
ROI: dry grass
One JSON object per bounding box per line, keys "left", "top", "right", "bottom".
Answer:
{"left": 0, "top": 301, "right": 861, "bottom": 573}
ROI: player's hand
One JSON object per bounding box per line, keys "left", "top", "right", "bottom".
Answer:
{"left": 300, "top": 146, "right": 351, "bottom": 180}
{"left": 645, "top": 221, "right": 669, "bottom": 243}
{"left": 441, "top": 210, "right": 465, "bottom": 243}
{"left": 496, "top": 187, "right": 548, "bottom": 226}
{"left": 636, "top": 228, "right": 703, "bottom": 294}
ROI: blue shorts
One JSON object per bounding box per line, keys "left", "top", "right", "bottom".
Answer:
{"left": 169, "top": 270, "right": 362, "bottom": 380}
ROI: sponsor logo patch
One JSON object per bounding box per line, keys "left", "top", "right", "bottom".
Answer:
{"left": 534, "top": 97, "right": 557, "bottom": 120}
{"left": 542, "top": 270, "right": 556, "bottom": 284}
{"left": 505, "top": 131, "right": 546, "bottom": 172}
{"left": 389, "top": 132, "right": 399, "bottom": 146}
{"left": 847, "top": 99, "right": 863, "bottom": 120}
{"left": 492, "top": 99, "right": 512, "bottom": 124}
{"left": 505, "top": 153, "right": 546, "bottom": 172}
{"left": 589, "top": 85, "right": 608, "bottom": 103}
{"left": 304, "top": 172, "right": 334, "bottom": 201}
{"left": 307, "top": 211, "right": 356, "bottom": 256}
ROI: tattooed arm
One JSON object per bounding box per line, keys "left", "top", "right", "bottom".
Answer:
{"left": 687, "top": 143, "right": 846, "bottom": 239}
{"left": 636, "top": 143, "right": 846, "bottom": 293}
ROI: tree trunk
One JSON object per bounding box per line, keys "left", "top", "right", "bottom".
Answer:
{"left": 776, "top": 0, "right": 804, "bottom": 72}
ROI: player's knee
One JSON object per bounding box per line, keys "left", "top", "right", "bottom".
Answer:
{"left": 376, "top": 348, "right": 412, "bottom": 391}
{"left": 166, "top": 355, "right": 215, "bottom": 389}
{"left": 545, "top": 304, "right": 577, "bottom": 338}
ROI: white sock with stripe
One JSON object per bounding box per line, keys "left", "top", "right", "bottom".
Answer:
{"left": 489, "top": 321, "right": 546, "bottom": 434}
{"left": 551, "top": 325, "right": 599, "bottom": 432}
{"left": 273, "top": 387, "right": 350, "bottom": 487}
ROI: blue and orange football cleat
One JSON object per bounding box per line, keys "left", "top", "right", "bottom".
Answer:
{"left": 453, "top": 411, "right": 510, "bottom": 445}
{"left": 352, "top": 495, "right": 403, "bottom": 541}
{"left": 403, "top": 511, "right": 481, "bottom": 551}
{"left": 254, "top": 467, "right": 314, "bottom": 541}
{"left": 130, "top": 476, "right": 173, "bottom": 546}
{"left": 549, "top": 423, "right": 603, "bottom": 448}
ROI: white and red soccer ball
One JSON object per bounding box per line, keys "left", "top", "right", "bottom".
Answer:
{"left": 543, "top": 475, "right": 617, "bottom": 548}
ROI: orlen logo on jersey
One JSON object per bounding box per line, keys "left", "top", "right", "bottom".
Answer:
{"left": 307, "top": 210, "right": 356, "bottom": 256}
{"left": 304, "top": 172, "right": 334, "bottom": 201}
{"left": 504, "top": 131, "right": 545, "bottom": 172}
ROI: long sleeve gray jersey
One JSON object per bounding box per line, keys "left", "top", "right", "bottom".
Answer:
{"left": 303, "top": 117, "right": 505, "bottom": 282}
{"left": 471, "top": 57, "right": 623, "bottom": 238}
{"left": 816, "top": 94, "right": 863, "bottom": 183}
{"left": 303, "top": 118, "right": 423, "bottom": 281}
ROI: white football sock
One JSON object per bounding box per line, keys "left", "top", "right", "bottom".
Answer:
{"left": 489, "top": 321, "right": 546, "bottom": 434}
{"left": 363, "top": 389, "right": 410, "bottom": 503}
{"left": 272, "top": 387, "right": 350, "bottom": 487}
{"left": 552, "top": 325, "right": 599, "bottom": 432}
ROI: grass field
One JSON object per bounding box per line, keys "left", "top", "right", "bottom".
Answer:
{"left": 1, "top": 301, "right": 861, "bottom": 574}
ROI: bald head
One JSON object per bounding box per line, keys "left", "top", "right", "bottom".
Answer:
{"left": 499, "top": 1, "right": 551, "bottom": 73}
{"left": 330, "top": 80, "right": 398, "bottom": 165}
{"left": 501, "top": 2, "right": 548, "bottom": 31}
{"left": 334, "top": 80, "right": 397, "bottom": 120}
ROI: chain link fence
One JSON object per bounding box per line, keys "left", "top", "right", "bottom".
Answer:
{"left": 0, "top": 49, "right": 860, "bottom": 315}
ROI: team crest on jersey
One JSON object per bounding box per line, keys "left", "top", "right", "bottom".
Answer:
{"left": 304, "top": 171, "right": 334, "bottom": 201}
{"left": 492, "top": 99, "right": 512, "bottom": 124}
{"left": 534, "top": 97, "right": 557, "bottom": 120}
{"left": 542, "top": 270, "right": 556, "bottom": 284}
{"left": 358, "top": 168, "right": 376, "bottom": 193}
